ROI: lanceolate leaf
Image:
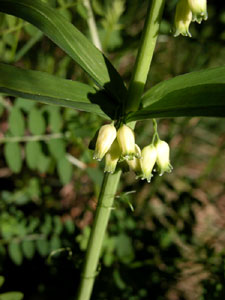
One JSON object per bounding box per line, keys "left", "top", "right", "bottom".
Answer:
{"left": 127, "top": 67, "right": 225, "bottom": 121}
{"left": 0, "top": 0, "right": 127, "bottom": 103}
{"left": 0, "top": 63, "right": 116, "bottom": 119}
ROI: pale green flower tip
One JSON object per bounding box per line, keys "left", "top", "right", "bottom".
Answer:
{"left": 192, "top": 11, "right": 208, "bottom": 23}
{"left": 188, "top": 0, "right": 208, "bottom": 23}
{"left": 169, "top": 163, "right": 173, "bottom": 171}
{"left": 173, "top": 30, "right": 179, "bottom": 37}
{"left": 204, "top": 12, "right": 208, "bottom": 20}
{"left": 93, "top": 151, "right": 103, "bottom": 161}
{"left": 123, "top": 148, "right": 140, "bottom": 160}
{"left": 104, "top": 139, "right": 121, "bottom": 174}
{"left": 174, "top": 0, "right": 192, "bottom": 38}
{"left": 135, "top": 153, "right": 141, "bottom": 159}
{"left": 123, "top": 153, "right": 136, "bottom": 160}
{"left": 104, "top": 165, "right": 116, "bottom": 174}
{"left": 141, "top": 173, "right": 153, "bottom": 183}
{"left": 174, "top": 28, "right": 192, "bottom": 37}
{"left": 141, "top": 167, "right": 154, "bottom": 182}
{"left": 158, "top": 163, "right": 173, "bottom": 176}
{"left": 186, "top": 30, "right": 192, "bottom": 37}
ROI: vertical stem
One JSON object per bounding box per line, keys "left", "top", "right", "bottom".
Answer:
{"left": 76, "top": 171, "right": 121, "bottom": 300}
{"left": 83, "top": 0, "right": 102, "bottom": 51}
{"left": 76, "top": 1, "right": 166, "bottom": 300}
{"left": 126, "top": 0, "right": 165, "bottom": 113}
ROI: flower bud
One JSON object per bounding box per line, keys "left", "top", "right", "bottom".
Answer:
{"left": 187, "top": 0, "right": 207, "bottom": 23}
{"left": 140, "top": 144, "right": 157, "bottom": 183}
{"left": 155, "top": 140, "right": 173, "bottom": 176}
{"left": 127, "top": 144, "right": 142, "bottom": 174}
{"left": 93, "top": 124, "right": 117, "bottom": 161}
{"left": 117, "top": 124, "right": 136, "bottom": 160}
{"left": 104, "top": 140, "right": 121, "bottom": 174}
{"left": 174, "top": 0, "right": 192, "bottom": 37}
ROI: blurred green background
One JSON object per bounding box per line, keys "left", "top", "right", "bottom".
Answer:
{"left": 0, "top": 0, "right": 225, "bottom": 299}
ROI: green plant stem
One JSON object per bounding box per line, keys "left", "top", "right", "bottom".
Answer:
{"left": 0, "top": 234, "right": 45, "bottom": 245}
{"left": 152, "top": 118, "right": 160, "bottom": 144}
{"left": 76, "top": 1, "right": 165, "bottom": 299}
{"left": 126, "top": 0, "right": 165, "bottom": 113}
{"left": 76, "top": 171, "right": 121, "bottom": 300}
{"left": 0, "top": 133, "right": 65, "bottom": 144}
{"left": 83, "top": 0, "right": 102, "bottom": 51}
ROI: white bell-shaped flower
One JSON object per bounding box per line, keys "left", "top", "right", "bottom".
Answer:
{"left": 140, "top": 144, "right": 157, "bottom": 183}
{"left": 127, "top": 144, "right": 142, "bottom": 174}
{"left": 155, "top": 140, "right": 173, "bottom": 176}
{"left": 117, "top": 124, "right": 136, "bottom": 160}
{"left": 104, "top": 140, "right": 121, "bottom": 174}
{"left": 93, "top": 124, "right": 117, "bottom": 161}
{"left": 187, "top": 0, "right": 207, "bottom": 23}
{"left": 174, "top": 0, "right": 192, "bottom": 37}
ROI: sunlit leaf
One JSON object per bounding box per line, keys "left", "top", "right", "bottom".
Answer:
{"left": 127, "top": 67, "right": 225, "bottom": 121}
{"left": 0, "top": 0, "right": 127, "bottom": 104}
{"left": 0, "top": 63, "right": 116, "bottom": 119}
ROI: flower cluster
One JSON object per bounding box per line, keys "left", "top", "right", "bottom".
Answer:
{"left": 93, "top": 124, "right": 172, "bottom": 183}
{"left": 174, "top": 0, "right": 207, "bottom": 37}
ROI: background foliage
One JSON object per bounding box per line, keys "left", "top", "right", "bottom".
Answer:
{"left": 0, "top": 0, "right": 225, "bottom": 299}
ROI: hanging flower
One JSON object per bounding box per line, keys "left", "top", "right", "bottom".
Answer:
{"left": 155, "top": 140, "right": 173, "bottom": 176}
{"left": 117, "top": 124, "right": 136, "bottom": 160}
{"left": 140, "top": 144, "right": 157, "bottom": 183}
{"left": 93, "top": 124, "right": 117, "bottom": 161}
{"left": 127, "top": 144, "right": 142, "bottom": 174}
{"left": 187, "top": 0, "right": 207, "bottom": 23}
{"left": 104, "top": 140, "right": 121, "bottom": 174}
{"left": 174, "top": 0, "right": 192, "bottom": 37}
